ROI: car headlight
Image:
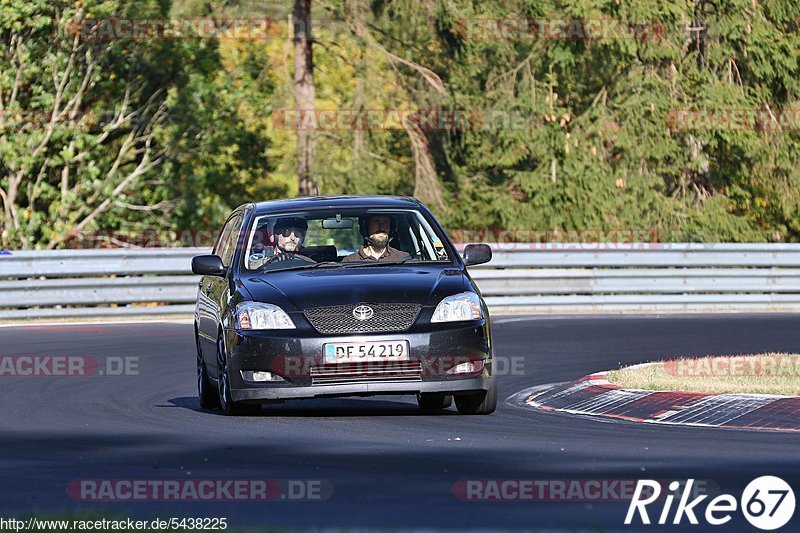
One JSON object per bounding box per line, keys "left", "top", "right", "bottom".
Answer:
{"left": 236, "top": 302, "right": 296, "bottom": 330}
{"left": 431, "top": 292, "right": 483, "bottom": 323}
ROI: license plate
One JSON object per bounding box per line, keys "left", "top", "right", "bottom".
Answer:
{"left": 324, "top": 341, "right": 409, "bottom": 364}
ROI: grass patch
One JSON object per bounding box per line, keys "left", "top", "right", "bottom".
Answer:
{"left": 606, "top": 354, "right": 800, "bottom": 396}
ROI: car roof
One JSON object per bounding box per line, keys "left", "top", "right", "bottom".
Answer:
{"left": 252, "top": 195, "right": 421, "bottom": 214}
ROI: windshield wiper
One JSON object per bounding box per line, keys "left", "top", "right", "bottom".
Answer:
{"left": 310, "top": 261, "right": 345, "bottom": 268}
{"left": 257, "top": 258, "right": 415, "bottom": 273}
{"left": 312, "top": 259, "right": 414, "bottom": 269}
{"left": 339, "top": 258, "right": 414, "bottom": 268}
{"left": 257, "top": 261, "right": 340, "bottom": 273}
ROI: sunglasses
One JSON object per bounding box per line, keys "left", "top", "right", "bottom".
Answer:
{"left": 278, "top": 227, "right": 305, "bottom": 238}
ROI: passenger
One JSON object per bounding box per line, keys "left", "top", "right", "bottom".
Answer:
{"left": 342, "top": 214, "right": 411, "bottom": 262}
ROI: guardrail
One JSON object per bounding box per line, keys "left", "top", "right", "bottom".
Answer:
{"left": 2, "top": 244, "right": 800, "bottom": 319}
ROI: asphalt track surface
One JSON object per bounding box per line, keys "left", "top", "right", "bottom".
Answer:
{"left": 1, "top": 315, "right": 799, "bottom": 531}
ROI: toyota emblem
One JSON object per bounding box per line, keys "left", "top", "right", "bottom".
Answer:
{"left": 352, "top": 305, "right": 374, "bottom": 321}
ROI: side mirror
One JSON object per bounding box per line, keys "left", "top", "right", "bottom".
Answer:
{"left": 192, "top": 254, "right": 226, "bottom": 276}
{"left": 463, "top": 243, "right": 492, "bottom": 266}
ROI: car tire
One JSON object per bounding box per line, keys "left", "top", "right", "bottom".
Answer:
{"left": 454, "top": 376, "right": 497, "bottom": 415}
{"left": 197, "top": 335, "right": 219, "bottom": 409}
{"left": 416, "top": 393, "right": 453, "bottom": 410}
{"left": 217, "top": 334, "right": 251, "bottom": 416}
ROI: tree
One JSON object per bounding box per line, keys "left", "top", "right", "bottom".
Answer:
{"left": 0, "top": 0, "right": 288, "bottom": 248}
{"left": 293, "top": 0, "right": 316, "bottom": 196}
{"left": 0, "top": 0, "right": 190, "bottom": 249}
{"left": 4, "top": 0, "right": 799, "bottom": 249}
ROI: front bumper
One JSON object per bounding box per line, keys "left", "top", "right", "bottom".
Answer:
{"left": 232, "top": 376, "right": 490, "bottom": 402}
{"left": 225, "top": 320, "right": 492, "bottom": 403}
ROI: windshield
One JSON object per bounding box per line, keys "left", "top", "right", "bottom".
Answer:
{"left": 241, "top": 208, "right": 454, "bottom": 272}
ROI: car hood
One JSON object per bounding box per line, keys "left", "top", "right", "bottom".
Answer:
{"left": 240, "top": 265, "right": 466, "bottom": 311}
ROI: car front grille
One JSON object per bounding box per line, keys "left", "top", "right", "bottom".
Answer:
{"left": 304, "top": 303, "right": 421, "bottom": 334}
{"left": 310, "top": 362, "right": 423, "bottom": 385}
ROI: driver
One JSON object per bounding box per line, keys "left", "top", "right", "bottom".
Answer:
{"left": 343, "top": 214, "right": 411, "bottom": 262}
{"left": 263, "top": 217, "right": 315, "bottom": 267}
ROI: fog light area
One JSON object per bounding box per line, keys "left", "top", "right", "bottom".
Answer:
{"left": 241, "top": 370, "right": 285, "bottom": 382}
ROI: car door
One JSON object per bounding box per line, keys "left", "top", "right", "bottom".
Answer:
{"left": 206, "top": 212, "right": 244, "bottom": 378}
{"left": 198, "top": 213, "right": 242, "bottom": 372}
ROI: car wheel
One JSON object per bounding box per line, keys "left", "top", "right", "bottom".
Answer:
{"left": 416, "top": 393, "right": 453, "bottom": 410}
{"left": 454, "top": 376, "right": 497, "bottom": 415}
{"left": 216, "top": 334, "right": 250, "bottom": 416}
{"left": 197, "top": 335, "right": 219, "bottom": 409}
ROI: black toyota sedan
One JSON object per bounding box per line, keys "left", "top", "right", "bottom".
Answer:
{"left": 192, "top": 196, "right": 495, "bottom": 415}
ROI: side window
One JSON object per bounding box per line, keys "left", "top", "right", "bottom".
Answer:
{"left": 214, "top": 214, "right": 243, "bottom": 267}
{"left": 397, "top": 214, "right": 423, "bottom": 258}
{"left": 413, "top": 218, "right": 436, "bottom": 259}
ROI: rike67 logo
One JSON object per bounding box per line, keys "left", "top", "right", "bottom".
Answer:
{"left": 626, "top": 476, "right": 795, "bottom": 530}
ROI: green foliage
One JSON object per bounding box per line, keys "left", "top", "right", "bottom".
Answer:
{"left": 1, "top": 0, "right": 798, "bottom": 248}
{"left": 421, "top": 0, "right": 800, "bottom": 241}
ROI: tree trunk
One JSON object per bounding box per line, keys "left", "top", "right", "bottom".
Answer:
{"left": 293, "top": 0, "right": 316, "bottom": 196}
